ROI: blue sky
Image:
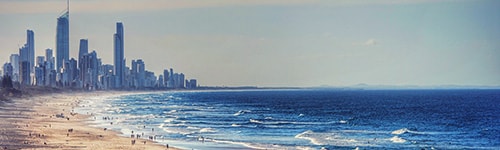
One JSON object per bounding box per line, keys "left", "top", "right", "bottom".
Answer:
{"left": 0, "top": 0, "right": 499, "bottom": 87}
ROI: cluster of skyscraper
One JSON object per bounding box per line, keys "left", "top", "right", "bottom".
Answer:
{"left": 1, "top": 2, "right": 197, "bottom": 90}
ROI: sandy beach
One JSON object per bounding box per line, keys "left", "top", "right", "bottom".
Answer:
{"left": 0, "top": 90, "right": 179, "bottom": 150}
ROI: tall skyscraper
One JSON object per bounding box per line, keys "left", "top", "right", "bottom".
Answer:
{"left": 78, "top": 39, "right": 88, "bottom": 60}
{"left": 56, "top": 1, "right": 69, "bottom": 71}
{"left": 27, "top": 30, "right": 35, "bottom": 72}
{"left": 78, "top": 39, "right": 88, "bottom": 83}
{"left": 114, "top": 22, "right": 125, "bottom": 88}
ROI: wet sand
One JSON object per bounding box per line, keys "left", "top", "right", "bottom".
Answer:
{"left": 0, "top": 91, "right": 180, "bottom": 150}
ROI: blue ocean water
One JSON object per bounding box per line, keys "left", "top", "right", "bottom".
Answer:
{"left": 77, "top": 89, "right": 500, "bottom": 149}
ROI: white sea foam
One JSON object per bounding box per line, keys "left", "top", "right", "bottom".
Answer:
{"left": 231, "top": 124, "right": 241, "bottom": 127}
{"left": 295, "top": 130, "right": 321, "bottom": 145}
{"left": 391, "top": 128, "right": 410, "bottom": 135}
{"left": 339, "top": 120, "right": 348, "bottom": 124}
{"left": 340, "top": 130, "right": 387, "bottom": 134}
{"left": 389, "top": 136, "right": 407, "bottom": 143}
{"left": 295, "top": 130, "right": 374, "bottom": 147}
{"left": 162, "top": 127, "right": 196, "bottom": 135}
{"left": 391, "top": 128, "right": 433, "bottom": 135}
{"left": 211, "top": 138, "right": 298, "bottom": 150}
{"left": 249, "top": 119, "right": 262, "bottom": 124}
{"left": 295, "top": 146, "right": 316, "bottom": 150}
{"left": 199, "top": 128, "right": 216, "bottom": 133}
{"left": 187, "top": 126, "right": 200, "bottom": 130}
{"left": 250, "top": 119, "right": 336, "bottom": 126}
{"left": 163, "top": 118, "right": 175, "bottom": 123}
{"left": 234, "top": 110, "right": 252, "bottom": 116}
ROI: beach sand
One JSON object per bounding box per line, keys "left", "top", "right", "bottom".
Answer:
{"left": 0, "top": 90, "right": 180, "bottom": 150}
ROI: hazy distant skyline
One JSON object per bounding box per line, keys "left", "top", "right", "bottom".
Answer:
{"left": 1, "top": 0, "right": 499, "bottom": 87}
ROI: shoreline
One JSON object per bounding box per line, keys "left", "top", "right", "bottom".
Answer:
{"left": 0, "top": 90, "right": 180, "bottom": 150}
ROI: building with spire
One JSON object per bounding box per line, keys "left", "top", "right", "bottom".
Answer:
{"left": 56, "top": 0, "right": 69, "bottom": 72}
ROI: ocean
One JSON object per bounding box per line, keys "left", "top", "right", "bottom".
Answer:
{"left": 76, "top": 89, "right": 500, "bottom": 149}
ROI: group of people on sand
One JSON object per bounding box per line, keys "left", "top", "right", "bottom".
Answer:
{"left": 26, "top": 132, "right": 46, "bottom": 145}
{"left": 129, "top": 127, "right": 156, "bottom": 146}
{"left": 130, "top": 138, "right": 147, "bottom": 145}
{"left": 93, "top": 114, "right": 175, "bottom": 149}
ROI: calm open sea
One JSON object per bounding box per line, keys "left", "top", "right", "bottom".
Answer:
{"left": 77, "top": 89, "right": 500, "bottom": 149}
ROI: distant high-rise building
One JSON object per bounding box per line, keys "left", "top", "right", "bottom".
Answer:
{"left": 99, "top": 64, "right": 114, "bottom": 89}
{"left": 27, "top": 30, "right": 35, "bottom": 72}
{"left": 45, "top": 48, "right": 55, "bottom": 86}
{"left": 59, "top": 60, "right": 69, "bottom": 86}
{"left": 19, "top": 61, "right": 31, "bottom": 85}
{"left": 136, "top": 59, "right": 145, "bottom": 88}
{"left": 9, "top": 54, "right": 19, "bottom": 81}
{"left": 167, "top": 68, "right": 175, "bottom": 88}
{"left": 131, "top": 60, "right": 137, "bottom": 88}
{"left": 172, "top": 73, "right": 185, "bottom": 88}
{"left": 35, "top": 56, "right": 45, "bottom": 85}
{"left": 186, "top": 79, "right": 197, "bottom": 89}
{"left": 78, "top": 39, "right": 88, "bottom": 83}
{"left": 19, "top": 45, "right": 28, "bottom": 63}
{"left": 56, "top": 3, "right": 69, "bottom": 71}
{"left": 179, "top": 73, "right": 185, "bottom": 88}
{"left": 45, "top": 48, "right": 55, "bottom": 71}
{"left": 145, "top": 71, "right": 156, "bottom": 87}
{"left": 34, "top": 66, "right": 44, "bottom": 86}
{"left": 45, "top": 49, "right": 53, "bottom": 61}
{"left": 36, "top": 56, "right": 45, "bottom": 67}
{"left": 78, "top": 39, "right": 88, "bottom": 60}
{"left": 68, "top": 58, "right": 78, "bottom": 84}
{"left": 114, "top": 22, "right": 125, "bottom": 88}
{"left": 48, "top": 70, "right": 57, "bottom": 87}
{"left": 81, "top": 51, "right": 99, "bottom": 90}
{"left": 19, "top": 43, "right": 30, "bottom": 84}
{"left": 158, "top": 75, "right": 164, "bottom": 87}
{"left": 3, "top": 63, "right": 13, "bottom": 78}
{"left": 163, "top": 69, "right": 169, "bottom": 87}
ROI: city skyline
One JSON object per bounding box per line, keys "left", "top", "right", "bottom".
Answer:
{"left": 1, "top": 0, "right": 499, "bottom": 87}
{"left": 1, "top": 0, "right": 195, "bottom": 90}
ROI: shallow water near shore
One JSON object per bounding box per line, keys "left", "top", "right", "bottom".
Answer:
{"left": 76, "top": 89, "right": 500, "bottom": 149}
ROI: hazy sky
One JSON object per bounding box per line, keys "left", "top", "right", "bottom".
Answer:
{"left": 0, "top": 0, "right": 499, "bottom": 87}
